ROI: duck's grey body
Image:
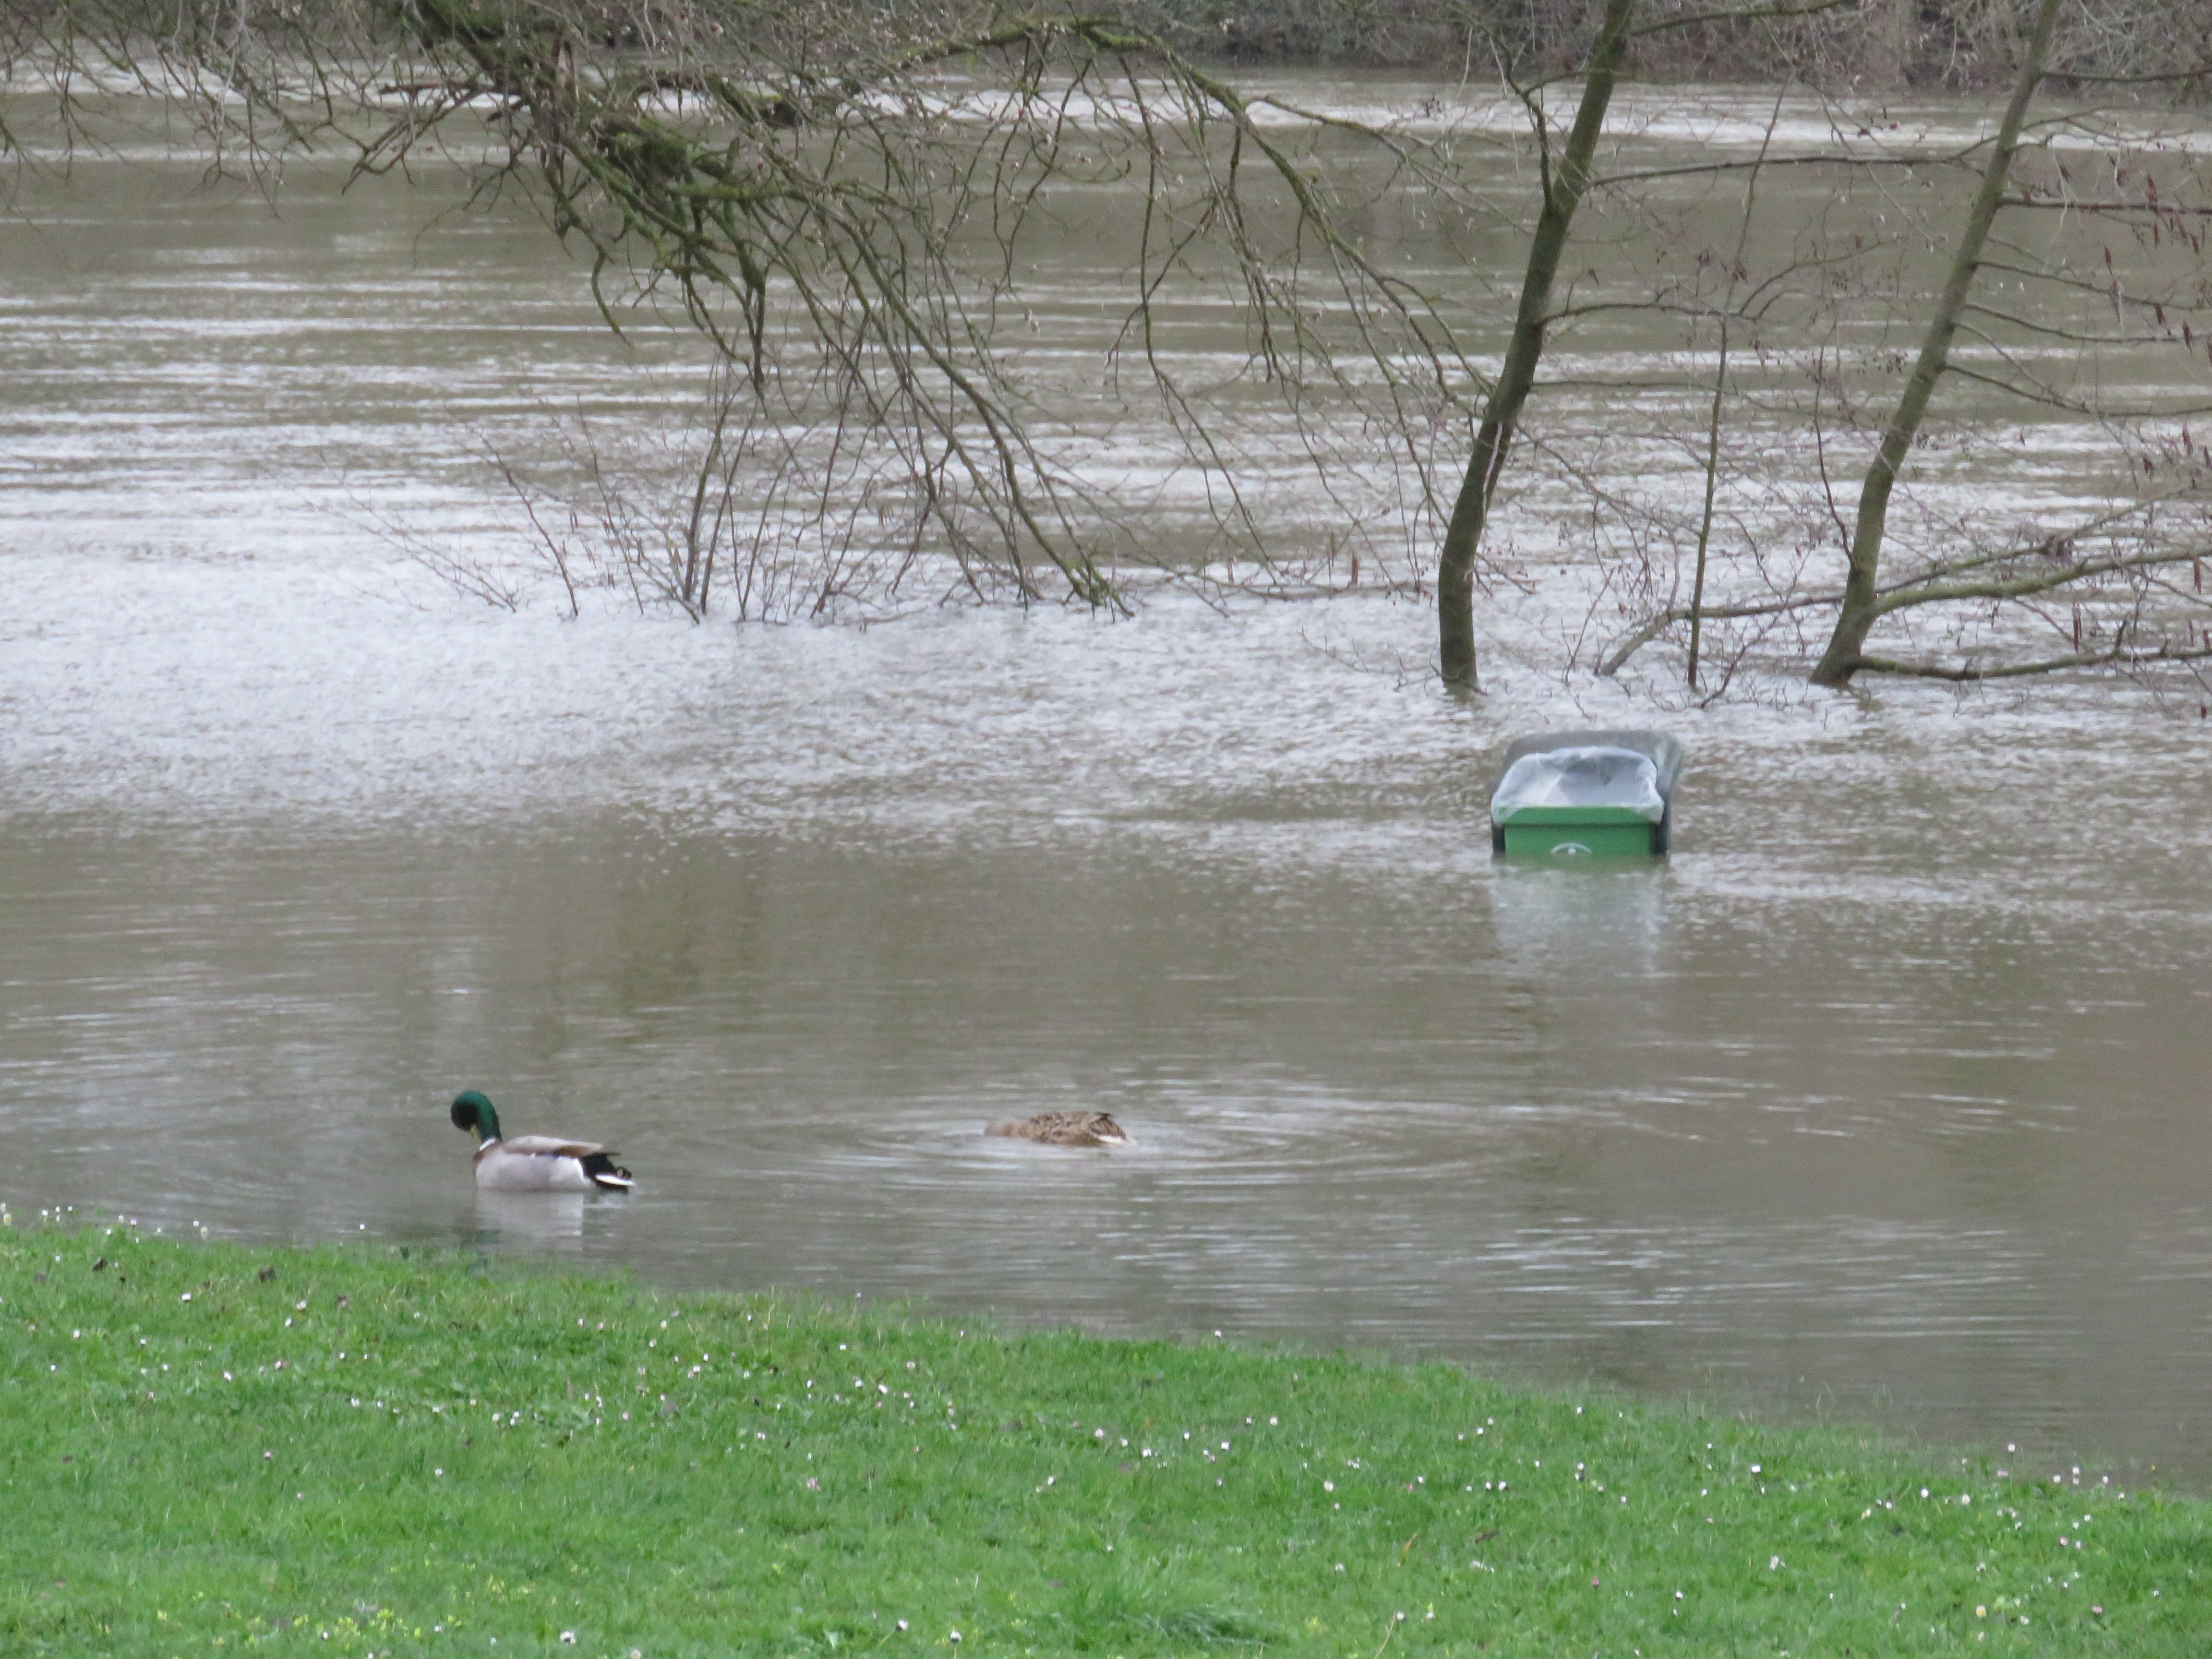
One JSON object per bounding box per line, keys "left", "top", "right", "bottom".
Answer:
{"left": 986, "top": 1111, "right": 1130, "bottom": 1148}
{"left": 473, "top": 1132, "right": 635, "bottom": 1192}
{"left": 451, "top": 1092, "right": 635, "bottom": 1192}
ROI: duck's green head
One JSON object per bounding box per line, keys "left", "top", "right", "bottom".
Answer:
{"left": 450, "top": 1090, "right": 503, "bottom": 1143}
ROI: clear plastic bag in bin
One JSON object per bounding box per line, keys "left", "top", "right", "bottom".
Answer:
{"left": 1490, "top": 746, "right": 1666, "bottom": 824}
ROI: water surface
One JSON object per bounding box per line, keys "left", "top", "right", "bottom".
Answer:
{"left": 4, "top": 81, "right": 2211, "bottom": 1486}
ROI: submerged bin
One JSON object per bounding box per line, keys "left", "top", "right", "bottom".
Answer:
{"left": 1488, "top": 730, "right": 1683, "bottom": 858}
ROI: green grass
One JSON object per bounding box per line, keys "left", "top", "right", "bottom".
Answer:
{"left": 3, "top": 1224, "right": 2204, "bottom": 1658}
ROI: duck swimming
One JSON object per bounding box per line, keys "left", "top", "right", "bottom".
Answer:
{"left": 450, "top": 1090, "right": 636, "bottom": 1192}
{"left": 986, "top": 1111, "right": 1131, "bottom": 1148}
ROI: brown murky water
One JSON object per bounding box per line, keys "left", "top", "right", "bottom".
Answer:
{"left": 3, "top": 82, "right": 2211, "bottom": 1484}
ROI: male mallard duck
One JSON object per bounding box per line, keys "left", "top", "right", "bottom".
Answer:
{"left": 450, "top": 1090, "right": 636, "bottom": 1192}
{"left": 986, "top": 1111, "right": 1131, "bottom": 1148}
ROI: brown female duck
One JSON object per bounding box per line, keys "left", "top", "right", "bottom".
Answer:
{"left": 986, "top": 1111, "right": 1131, "bottom": 1148}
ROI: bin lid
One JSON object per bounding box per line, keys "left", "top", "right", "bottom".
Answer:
{"left": 1490, "top": 730, "right": 1683, "bottom": 826}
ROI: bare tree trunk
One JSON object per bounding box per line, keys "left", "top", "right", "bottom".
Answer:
{"left": 1436, "top": 0, "right": 1639, "bottom": 692}
{"left": 1688, "top": 85, "right": 1788, "bottom": 691}
{"left": 1808, "top": 0, "right": 2066, "bottom": 687}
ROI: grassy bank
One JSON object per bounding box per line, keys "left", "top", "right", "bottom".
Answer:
{"left": 4, "top": 1226, "right": 2204, "bottom": 1657}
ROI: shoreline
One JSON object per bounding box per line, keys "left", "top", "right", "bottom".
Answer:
{"left": 5, "top": 1225, "right": 2204, "bottom": 1655}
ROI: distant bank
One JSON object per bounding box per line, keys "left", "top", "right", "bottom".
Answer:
{"left": 1142, "top": 0, "right": 2199, "bottom": 94}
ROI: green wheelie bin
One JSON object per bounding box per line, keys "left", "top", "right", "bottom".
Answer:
{"left": 1488, "top": 730, "right": 1683, "bottom": 858}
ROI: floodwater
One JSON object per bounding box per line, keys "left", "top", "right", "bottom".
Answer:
{"left": 4, "top": 80, "right": 2212, "bottom": 1484}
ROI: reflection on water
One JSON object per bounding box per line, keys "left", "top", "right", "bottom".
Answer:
{"left": 473, "top": 1191, "right": 592, "bottom": 1252}
{"left": 3, "top": 82, "right": 2212, "bottom": 1490}
{"left": 1491, "top": 863, "right": 1671, "bottom": 978}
